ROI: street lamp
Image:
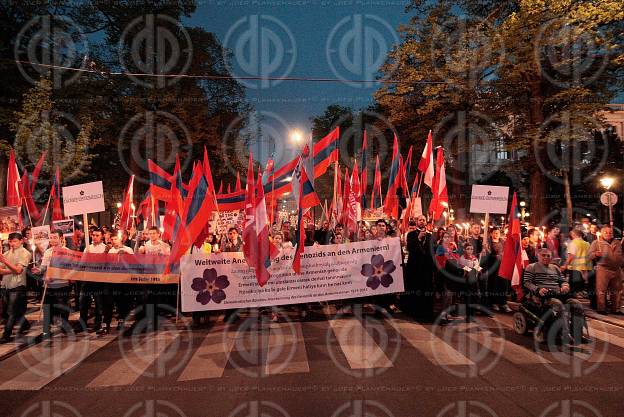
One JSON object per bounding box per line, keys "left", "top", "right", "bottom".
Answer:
{"left": 600, "top": 177, "right": 614, "bottom": 190}
{"left": 519, "top": 201, "right": 527, "bottom": 223}
{"left": 289, "top": 129, "right": 303, "bottom": 144}
{"left": 600, "top": 176, "right": 616, "bottom": 227}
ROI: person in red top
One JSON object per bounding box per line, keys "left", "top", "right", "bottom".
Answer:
{"left": 545, "top": 226, "right": 562, "bottom": 259}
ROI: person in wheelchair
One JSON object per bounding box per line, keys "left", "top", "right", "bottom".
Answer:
{"left": 523, "top": 248, "right": 590, "bottom": 346}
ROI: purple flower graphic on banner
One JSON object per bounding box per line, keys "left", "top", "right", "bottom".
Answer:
{"left": 191, "top": 268, "right": 230, "bottom": 304}
{"left": 361, "top": 254, "right": 395, "bottom": 290}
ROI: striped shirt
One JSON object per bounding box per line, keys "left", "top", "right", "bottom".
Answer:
{"left": 524, "top": 262, "right": 567, "bottom": 293}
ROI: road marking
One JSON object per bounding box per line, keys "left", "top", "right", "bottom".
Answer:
{"left": 265, "top": 321, "right": 309, "bottom": 375}
{"left": 0, "top": 334, "right": 115, "bottom": 391}
{"left": 466, "top": 329, "right": 550, "bottom": 364}
{"left": 394, "top": 320, "right": 473, "bottom": 366}
{"left": 87, "top": 331, "right": 179, "bottom": 387}
{"left": 177, "top": 327, "right": 236, "bottom": 381}
{"left": 327, "top": 317, "right": 393, "bottom": 370}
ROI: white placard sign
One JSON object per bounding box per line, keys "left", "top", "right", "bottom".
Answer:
{"left": 62, "top": 181, "right": 105, "bottom": 216}
{"left": 180, "top": 238, "right": 405, "bottom": 312}
{"left": 469, "top": 185, "right": 509, "bottom": 214}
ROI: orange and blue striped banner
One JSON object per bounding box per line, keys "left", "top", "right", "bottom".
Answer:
{"left": 46, "top": 248, "right": 179, "bottom": 284}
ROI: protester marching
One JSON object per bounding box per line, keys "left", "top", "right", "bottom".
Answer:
{"left": 0, "top": 126, "right": 622, "bottom": 350}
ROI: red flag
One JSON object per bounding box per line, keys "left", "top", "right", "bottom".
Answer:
{"left": 20, "top": 170, "right": 40, "bottom": 222}
{"left": 371, "top": 156, "right": 382, "bottom": 209}
{"left": 167, "top": 163, "right": 216, "bottom": 271}
{"left": 51, "top": 167, "right": 63, "bottom": 221}
{"left": 341, "top": 167, "right": 349, "bottom": 224}
{"left": 402, "top": 173, "right": 420, "bottom": 232}
{"left": 235, "top": 171, "right": 241, "bottom": 192}
{"left": 162, "top": 157, "right": 183, "bottom": 241}
{"left": 346, "top": 163, "right": 360, "bottom": 236}
{"left": 313, "top": 127, "right": 339, "bottom": 179}
{"left": 418, "top": 130, "right": 434, "bottom": 188}
{"left": 119, "top": 175, "right": 135, "bottom": 231}
{"left": 242, "top": 153, "right": 257, "bottom": 269}
{"left": 147, "top": 159, "right": 173, "bottom": 202}
{"left": 400, "top": 154, "right": 410, "bottom": 199}
{"left": 217, "top": 181, "right": 223, "bottom": 194}
{"left": 6, "top": 150, "right": 21, "bottom": 206}
{"left": 430, "top": 148, "right": 448, "bottom": 221}
{"left": 334, "top": 164, "right": 343, "bottom": 224}
{"left": 254, "top": 171, "right": 279, "bottom": 286}
{"left": 384, "top": 134, "right": 400, "bottom": 218}
{"left": 30, "top": 152, "right": 46, "bottom": 194}
{"left": 499, "top": 193, "right": 527, "bottom": 298}
{"left": 404, "top": 145, "right": 413, "bottom": 185}
{"left": 292, "top": 157, "right": 317, "bottom": 273}
{"left": 360, "top": 130, "right": 368, "bottom": 208}
{"left": 227, "top": 183, "right": 231, "bottom": 194}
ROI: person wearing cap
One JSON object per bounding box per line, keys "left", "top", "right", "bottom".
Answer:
{"left": 0, "top": 232, "right": 33, "bottom": 343}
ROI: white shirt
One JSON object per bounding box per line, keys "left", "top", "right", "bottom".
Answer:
{"left": 85, "top": 242, "right": 107, "bottom": 254}
{"left": 108, "top": 246, "right": 134, "bottom": 255}
{"left": 141, "top": 240, "right": 170, "bottom": 256}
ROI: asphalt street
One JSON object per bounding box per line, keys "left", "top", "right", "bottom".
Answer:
{"left": 0, "top": 305, "right": 623, "bottom": 417}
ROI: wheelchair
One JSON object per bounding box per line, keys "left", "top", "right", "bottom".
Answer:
{"left": 512, "top": 290, "right": 590, "bottom": 345}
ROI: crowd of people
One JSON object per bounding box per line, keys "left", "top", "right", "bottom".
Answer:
{"left": 0, "top": 214, "right": 622, "bottom": 345}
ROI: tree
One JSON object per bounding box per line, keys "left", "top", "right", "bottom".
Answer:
{"left": 0, "top": 1, "right": 251, "bottom": 208}
{"left": 11, "top": 76, "right": 95, "bottom": 198}
{"left": 376, "top": 0, "right": 624, "bottom": 222}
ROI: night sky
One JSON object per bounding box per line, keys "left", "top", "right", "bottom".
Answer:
{"left": 184, "top": 1, "right": 412, "bottom": 163}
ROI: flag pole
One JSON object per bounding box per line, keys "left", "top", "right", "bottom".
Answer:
{"left": 38, "top": 282, "right": 48, "bottom": 321}
{"left": 21, "top": 195, "right": 33, "bottom": 226}
{"left": 40, "top": 192, "right": 52, "bottom": 226}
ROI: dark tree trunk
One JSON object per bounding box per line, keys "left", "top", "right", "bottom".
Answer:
{"left": 528, "top": 76, "right": 547, "bottom": 225}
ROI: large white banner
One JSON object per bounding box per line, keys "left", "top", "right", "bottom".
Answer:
{"left": 180, "top": 238, "right": 405, "bottom": 312}
{"left": 62, "top": 181, "right": 105, "bottom": 216}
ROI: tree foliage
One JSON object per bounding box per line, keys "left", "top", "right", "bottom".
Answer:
{"left": 375, "top": 0, "right": 624, "bottom": 220}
